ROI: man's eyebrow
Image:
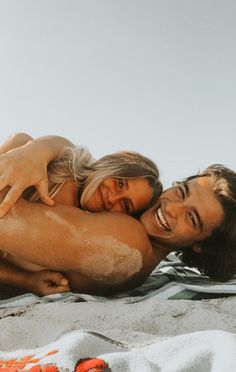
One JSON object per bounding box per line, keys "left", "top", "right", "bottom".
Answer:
{"left": 183, "top": 181, "right": 190, "bottom": 197}
{"left": 184, "top": 181, "right": 203, "bottom": 231}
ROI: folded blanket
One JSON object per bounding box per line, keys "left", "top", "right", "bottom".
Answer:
{"left": 0, "top": 329, "right": 235, "bottom": 371}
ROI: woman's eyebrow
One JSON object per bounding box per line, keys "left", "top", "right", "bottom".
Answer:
{"left": 126, "top": 180, "right": 135, "bottom": 211}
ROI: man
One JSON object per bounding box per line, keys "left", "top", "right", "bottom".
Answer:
{"left": 0, "top": 135, "right": 235, "bottom": 295}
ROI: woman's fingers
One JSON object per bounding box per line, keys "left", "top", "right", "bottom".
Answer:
{"left": 0, "top": 162, "right": 53, "bottom": 215}
{"left": 0, "top": 176, "right": 9, "bottom": 192}
{"left": 36, "top": 180, "right": 55, "bottom": 206}
{"left": 0, "top": 185, "right": 23, "bottom": 217}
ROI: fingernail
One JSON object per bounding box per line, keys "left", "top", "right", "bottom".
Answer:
{"left": 62, "top": 279, "right": 68, "bottom": 285}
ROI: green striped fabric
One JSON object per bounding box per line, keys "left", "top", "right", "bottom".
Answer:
{"left": 0, "top": 253, "right": 235, "bottom": 307}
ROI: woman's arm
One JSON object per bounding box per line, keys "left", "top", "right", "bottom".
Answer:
{"left": 0, "top": 133, "right": 75, "bottom": 216}
{"left": 0, "top": 132, "right": 33, "bottom": 155}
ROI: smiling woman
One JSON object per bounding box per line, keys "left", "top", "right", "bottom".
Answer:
{"left": 21, "top": 139, "right": 163, "bottom": 218}
{"left": 85, "top": 177, "right": 153, "bottom": 214}
{"left": 0, "top": 133, "right": 162, "bottom": 218}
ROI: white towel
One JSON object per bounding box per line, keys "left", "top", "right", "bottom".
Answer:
{"left": 0, "top": 329, "right": 236, "bottom": 371}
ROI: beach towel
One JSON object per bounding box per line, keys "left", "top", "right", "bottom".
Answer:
{"left": 0, "top": 329, "right": 235, "bottom": 371}
{"left": 0, "top": 254, "right": 235, "bottom": 308}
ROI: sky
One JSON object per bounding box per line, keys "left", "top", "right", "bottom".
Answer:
{"left": 0, "top": 0, "right": 235, "bottom": 187}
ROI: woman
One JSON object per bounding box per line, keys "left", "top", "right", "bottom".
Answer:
{"left": 0, "top": 133, "right": 162, "bottom": 295}
{"left": 0, "top": 133, "right": 162, "bottom": 216}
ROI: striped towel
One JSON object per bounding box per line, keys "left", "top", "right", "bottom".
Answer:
{"left": 0, "top": 254, "right": 235, "bottom": 307}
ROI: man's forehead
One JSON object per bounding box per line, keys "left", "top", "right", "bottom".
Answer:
{"left": 187, "top": 176, "right": 214, "bottom": 189}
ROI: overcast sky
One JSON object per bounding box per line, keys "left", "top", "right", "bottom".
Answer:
{"left": 0, "top": 0, "right": 235, "bottom": 187}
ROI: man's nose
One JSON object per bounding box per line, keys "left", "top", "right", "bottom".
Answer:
{"left": 165, "top": 201, "right": 184, "bottom": 218}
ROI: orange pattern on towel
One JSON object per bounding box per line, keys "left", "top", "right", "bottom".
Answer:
{"left": 0, "top": 350, "right": 59, "bottom": 371}
{"left": 0, "top": 352, "right": 111, "bottom": 371}
{"left": 75, "top": 358, "right": 111, "bottom": 372}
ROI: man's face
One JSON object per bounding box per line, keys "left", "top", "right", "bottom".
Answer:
{"left": 140, "top": 176, "right": 224, "bottom": 250}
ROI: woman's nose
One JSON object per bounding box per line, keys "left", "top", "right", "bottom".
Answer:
{"left": 107, "top": 193, "right": 122, "bottom": 207}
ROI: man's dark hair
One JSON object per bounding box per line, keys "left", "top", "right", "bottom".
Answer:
{"left": 177, "top": 164, "right": 236, "bottom": 281}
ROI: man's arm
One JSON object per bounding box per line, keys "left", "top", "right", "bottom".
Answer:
{"left": 0, "top": 133, "right": 75, "bottom": 216}
{"left": 0, "top": 194, "right": 154, "bottom": 287}
{"left": 0, "top": 258, "right": 70, "bottom": 296}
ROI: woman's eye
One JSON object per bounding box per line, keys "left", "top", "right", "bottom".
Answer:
{"left": 118, "top": 179, "right": 124, "bottom": 189}
{"left": 123, "top": 199, "right": 130, "bottom": 214}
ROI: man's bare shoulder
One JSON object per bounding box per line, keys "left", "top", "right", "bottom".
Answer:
{"left": 89, "top": 211, "right": 151, "bottom": 250}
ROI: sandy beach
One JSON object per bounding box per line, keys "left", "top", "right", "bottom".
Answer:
{"left": 1, "top": 296, "right": 236, "bottom": 350}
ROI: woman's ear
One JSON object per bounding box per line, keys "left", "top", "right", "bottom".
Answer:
{"left": 192, "top": 244, "right": 203, "bottom": 254}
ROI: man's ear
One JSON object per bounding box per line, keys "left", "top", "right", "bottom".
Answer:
{"left": 192, "top": 244, "right": 203, "bottom": 254}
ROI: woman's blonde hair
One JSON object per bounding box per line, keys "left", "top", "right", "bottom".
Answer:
{"left": 27, "top": 146, "right": 163, "bottom": 215}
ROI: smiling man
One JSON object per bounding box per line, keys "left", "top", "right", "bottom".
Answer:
{"left": 0, "top": 164, "right": 236, "bottom": 296}
{"left": 140, "top": 175, "right": 224, "bottom": 250}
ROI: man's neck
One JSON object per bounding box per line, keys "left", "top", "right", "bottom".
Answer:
{"left": 150, "top": 237, "right": 173, "bottom": 263}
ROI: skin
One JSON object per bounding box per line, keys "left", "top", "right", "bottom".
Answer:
{"left": 53, "top": 177, "right": 153, "bottom": 215}
{"left": 0, "top": 176, "right": 224, "bottom": 295}
{"left": 0, "top": 189, "right": 159, "bottom": 294}
{"left": 0, "top": 133, "right": 154, "bottom": 216}
{"left": 84, "top": 177, "right": 153, "bottom": 215}
{"left": 0, "top": 133, "right": 154, "bottom": 295}
{"left": 0, "top": 133, "right": 74, "bottom": 214}
{"left": 140, "top": 176, "right": 224, "bottom": 251}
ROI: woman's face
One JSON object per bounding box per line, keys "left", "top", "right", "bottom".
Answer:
{"left": 140, "top": 176, "right": 224, "bottom": 250}
{"left": 84, "top": 177, "right": 153, "bottom": 215}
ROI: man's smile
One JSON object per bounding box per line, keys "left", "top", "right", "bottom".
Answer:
{"left": 154, "top": 205, "right": 171, "bottom": 232}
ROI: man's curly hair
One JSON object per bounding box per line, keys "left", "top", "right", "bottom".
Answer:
{"left": 177, "top": 164, "right": 236, "bottom": 281}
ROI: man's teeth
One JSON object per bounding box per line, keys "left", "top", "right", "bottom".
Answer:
{"left": 155, "top": 208, "right": 170, "bottom": 231}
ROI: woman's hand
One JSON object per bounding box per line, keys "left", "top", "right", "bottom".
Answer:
{"left": 0, "top": 143, "right": 54, "bottom": 217}
{"left": 0, "top": 134, "right": 74, "bottom": 216}
{"left": 27, "top": 270, "right": 71, "bottom": 296}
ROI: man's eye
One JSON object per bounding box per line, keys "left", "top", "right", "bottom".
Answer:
{"left": 189, "top": 212, "right": 197, "bottom": 228}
